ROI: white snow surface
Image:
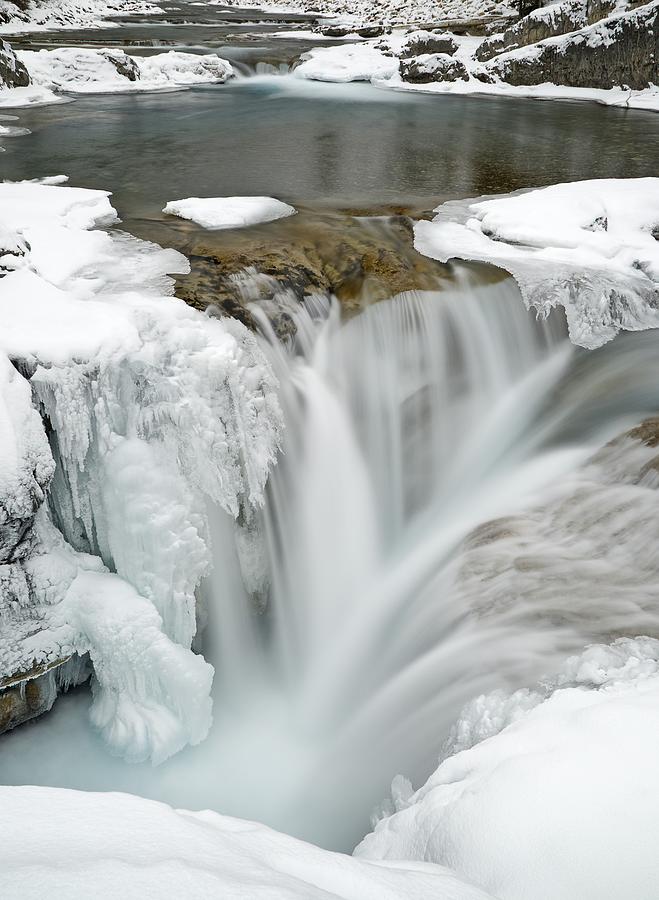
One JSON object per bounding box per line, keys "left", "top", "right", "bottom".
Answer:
{"left": 0, "top": 786, "right": 496, "bottom": 900}
{"left": 17, "top": 47, "right": 234, "bottom": 94}
{"left": 357, "top": 637, "right": 659, "bottom": 900}
{"left": 164, "top": 195, "right": 297, "bottom": 229}
{"left": 0, "top": 181, "right": 282, "bottom": 762}
{"left": 414, "top": 178, "right": 659, "bottom": 348}
{"left": 0, "top": 0, "right": 161, "bottom": 34}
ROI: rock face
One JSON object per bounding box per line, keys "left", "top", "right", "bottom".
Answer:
{"left": 400, "top": 30, "right": 459, "bottom": 57}
{"left": 400, "top": 52, "right": 469, "bottom": 83}
{"left": 104, "top": 49, "right": 140, "bottom": 81}
{"left": 486, "top": 2, "right": 659, "bottom": 89}
{"left": 0, "top": 39, "right": 30, "bottom": 88}
{"left": 476, "top": 0, "right": 620, "bottom": 61}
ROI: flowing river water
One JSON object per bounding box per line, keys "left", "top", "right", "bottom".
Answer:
{"left": 2, "top": 1, "right": 659, "bottom": 853}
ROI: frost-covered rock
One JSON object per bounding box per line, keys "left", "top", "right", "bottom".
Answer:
{"left": 17, "top": 47, "right": 234, "bottom": 94}
{"left": 415, "top": 178, "right": 659, "bottom": 348}
{"left": 164, "top": 196, "right": 297, "bottom": 230}
{"left": 0, "top": 181, "right": 282, "bottom": 760}
{"left": 357, "top": 637, "right": 659, "bottom": 900}
{"left": 399, "top": 30, "right": 459, "bottom": 57}
{"left": 400, "top": 52, "right": 469, "bottom": 82}
{"left": 0, "top": 786, "right": 497, "bottom": 900}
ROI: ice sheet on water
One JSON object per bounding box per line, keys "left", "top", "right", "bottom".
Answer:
{"left": 414, "top": 179, "right": 659, "bottom": 348}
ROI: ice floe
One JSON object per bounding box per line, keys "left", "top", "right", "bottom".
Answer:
{"left": 164, "top": 195, "right": 297, "bottom": 229}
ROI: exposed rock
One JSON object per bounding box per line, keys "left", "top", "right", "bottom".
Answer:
{"left": 357, "top": 24, "right": 386, "bottom": 37}
{"left": 320, "top": 24, "right": 355, "bottom": 37}
{"left": 476, "top": 0, "right": 622, "bottom": 61}
{"left": 399, "top": 29, "right": 459, "bottom": 57}
{"left": 485, "top": 1, "right": 659, "bottom": 90}
{"left": 0, "top": 656, "right": 90, "bottom": 735}
{"left": 0, "top": 39, "right": 30, "bottom": 88}
{"left": 399, "top": 52, "right": 469, "bottom": 83}
{"left": 104, "top": 49, "right": 140, "bottom": 81}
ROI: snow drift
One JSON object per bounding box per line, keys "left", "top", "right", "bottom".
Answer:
{"left": 164, "top": 195, "right": 297, "bottom": 230}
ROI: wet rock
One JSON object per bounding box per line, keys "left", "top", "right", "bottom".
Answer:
{"left": 357, "top": 24, "right": 386, "bottom": 37}
{"left": 0, "top": 39, "right": 30, "bottom": 88}
{"left": 399, "top": 52, "right": 469, "bottom": 83}
{"left": 485, "top": 2, "right": 659, "bottom": 90}
{"left": 0, "top": 656, "right": 90, "bottom": 735}
{"left": 400, "top": 30, "right": 459, "bottom": 58}
{"left": 320, "top": 24, "right": 355, "bottom": 37}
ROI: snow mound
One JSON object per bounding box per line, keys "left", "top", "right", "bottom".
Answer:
{"left": 17, "top": 47, "right": 234, "bottom": 94}
{"left": 0, "top": 785, "right": 496, "bottom": 900}
{"left": 357, "top": 637, "right": 659, "bottom": 900}
{"left": 414, "top": 178, "right": 659, "bottom": 348}
{"left": 0, "top": 180, "right": 282, "bottom": 762}
{"left": 163, "top": 195, "right": 297, "bottom": 229}
{"left": 294, "top": 42, "right": 399, "bottom": 82}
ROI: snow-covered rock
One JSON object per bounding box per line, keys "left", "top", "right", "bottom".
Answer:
{"left": 357, "top": 637, "right": 659, "bottom": 900}
{"left": 163, "top": 195, "right": 297, "bottom": 230}
{"left": 17, "top": 47, "right": 234, "bottom": 94}
{"left": 399, "top": 52, "right": 469, "bottom": 83}
{"left": 0, "top": 785, "right": 496, "bottom": 900}
{"left": 399, "top": 30, "right": 459, "bottom": 57}
{"left": 0, "top": 180, "right": 282, "bottom": 761}
{"left": 0, "top": 38, "right": 28, "bottom": 87}
{"left": 414, "top": 178, "right": 659, "bottom": 348}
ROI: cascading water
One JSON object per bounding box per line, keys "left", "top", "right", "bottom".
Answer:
{"left": 3, "top": 265, "right": 659, "bottom": 852}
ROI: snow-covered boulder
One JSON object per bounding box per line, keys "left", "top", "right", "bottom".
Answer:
{"left": 17, "top": 47, "right": 234, "bottom": 94}
{"left": 415, "top": 178, "right": 659, "bottom": 348}
{"left": 163, "top": 196, "right": 297, "bottom": 230}
{"left": 0, "top": 785, "right": 497, "bottom": 900}
{"left": 399, "top": 30, "right": 459, "bottom": 58}
{"left": 400, "top": 53, "right": 469, "bottom": 83}
{"left": 357, "top": 637, "right": 659, "bottom": 900}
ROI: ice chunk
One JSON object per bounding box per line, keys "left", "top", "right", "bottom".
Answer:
{"left": 163, "top": 195, "right": 297, "bottom": 230}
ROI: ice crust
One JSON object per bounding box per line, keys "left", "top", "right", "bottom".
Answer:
{"left": 164, "top": 195, "right": 297, "bottom": 229}
{"left": 0, "top": 181, "right": 281, "bottom": 762}
{"left": 357, "top": 636, "right": 659, "bottom": 900}
{"left": 414, "top": 179, "right": 659, "bottom": 348}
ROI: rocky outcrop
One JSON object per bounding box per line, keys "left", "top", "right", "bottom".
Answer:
{"left": 399, "top": 52, "right": 469, "bottom": 82}
{"left": 399, "top": 30, "right": 459, "bottom": 57}
{"left": 476, "top": 0, "right": 620, "bottom": 61}
{"left": 0, "top": 39, "right": 29, "bottom": 88}
{"left": 104, "top": 49, "right": 140, "bottom": 81}
{"left": 485, "top": 1, "right": 659, "bottom": 89}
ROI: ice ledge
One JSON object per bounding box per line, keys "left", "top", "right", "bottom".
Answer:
{"left": 414, "top": 178, "right": 659, "bottom": 348}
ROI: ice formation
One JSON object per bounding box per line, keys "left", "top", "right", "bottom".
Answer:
{"left": 0, "top": 181, "right": 281, "bottom": 762}
{"left": 414, "top": 179, "right": 659, "bottom": 348}
{"left": 357, "top": 637, "right": 659, "bottom": 900}
{"left": 163, "top": 195, "right": 297, "bottom": 230}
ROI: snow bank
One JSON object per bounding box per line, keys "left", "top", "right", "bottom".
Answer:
{"left": 357, "top": 637, "right": 659, "bottom": 900}
{"left": 414, "top": 178, "right": 659, "bottom": 348}
{"left": 17, "top": 47, "right": 234, "bottom": 95}
{"left": 164, "top": 195, "right": 297, "bottom": 229}
{"left": 294, "top": 42, "right": 399, "bottom": 82}
{"left": 0, "top": 0, "right": 161, "bottom": 34}
{"left": 0, "top": 785, "right": 496, "bottom": 900}
{"left": 0, "top": 180, "right": 282, "bottom": 761}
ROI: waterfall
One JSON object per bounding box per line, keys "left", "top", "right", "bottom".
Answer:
{"left": 3, "top": 266, "right": 659, "bottom": 852}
